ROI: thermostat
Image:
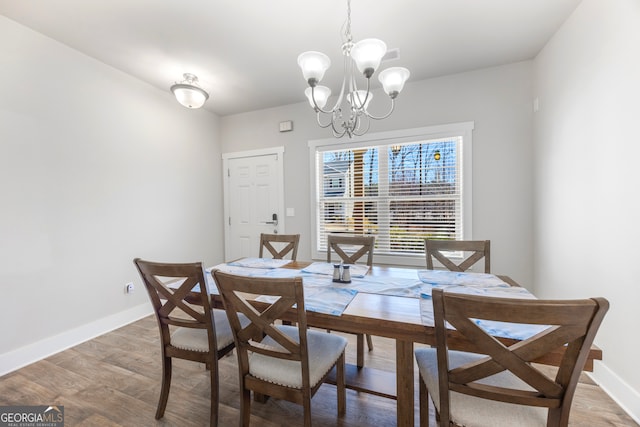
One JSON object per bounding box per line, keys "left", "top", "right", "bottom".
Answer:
{"left": 279, "top": 120, "right": 293, "bottom": 132}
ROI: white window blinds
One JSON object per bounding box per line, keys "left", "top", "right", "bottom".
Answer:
{"left": 311, "top": 124, "right": 471, "bottom": 264}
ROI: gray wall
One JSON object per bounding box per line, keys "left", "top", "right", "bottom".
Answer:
{"left": 0, "top": 16, "right": 224, "bottom": 372}
{"left": 221, "top": 61, "right": 535, "bottom": 288}
{"left": 533, "top": 0, "right": 640, "bottom": 419}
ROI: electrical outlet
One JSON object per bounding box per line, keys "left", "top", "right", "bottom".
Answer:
{"left": 125, "top": 282, "right": 135, "bottom": 294}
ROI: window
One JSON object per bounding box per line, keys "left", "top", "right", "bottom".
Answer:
{"left": 309, "top": 123, "right": 474, "bottom": 266}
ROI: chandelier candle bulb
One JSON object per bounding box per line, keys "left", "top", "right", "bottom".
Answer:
{"left": 379, "top": 67, "right": 411, "bottom": 98}
{"left": 350, "top": 38, "right": 387, "bottom": 77}
{"left": 305, "top": 86, "right": 331, "bottom": 109}
{"left": 297, "top": 51, "right": 331, "bottom": 86}
{"left": 348, "top": 90, "right": 372, "bottom": 109}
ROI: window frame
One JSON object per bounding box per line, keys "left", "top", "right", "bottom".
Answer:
{"left": 308, "top": 122, "right": 474, "bottom": 267}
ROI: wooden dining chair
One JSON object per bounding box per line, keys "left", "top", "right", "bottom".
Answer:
{"left": 327, "top": 234, "right": 375, "bottom": 266}
{"left": 212, "top": 270, "right": 347, "bottom": 427}
{"left": 134, "top": 258, "right": 237, "bottom": 427}
{"left": 415, "top": 288, "right": 609, "bottom": 427}
{"left": 326, "top": 233, "right": 376, "bottom": 367}
{"left": 425, "top": 239, "right": 491, "bottom": 273}
{"left": 259, "top": 233, "right": 300, "bottom": 260}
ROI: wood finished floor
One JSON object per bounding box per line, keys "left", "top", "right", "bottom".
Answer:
{"left": 0, "top": 315, "right": 635, "bottom": 427}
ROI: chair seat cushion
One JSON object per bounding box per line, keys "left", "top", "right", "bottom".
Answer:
{"left": 415, "top": 348, "right": 548, "bottom": 427}
{"left": 171, "top": 309, "right": 242, "bottom": 352}
{"left": 249, "top": 325, "right": 347, "bottom": 389}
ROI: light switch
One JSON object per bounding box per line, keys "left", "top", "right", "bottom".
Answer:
{"left": 286, "top": 208, "right": 295, "bottom": 217}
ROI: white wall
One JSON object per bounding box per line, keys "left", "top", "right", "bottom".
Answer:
{"left": 533, "top": 0, "right": 640, "bottom": 421}
{"left": 0, "top": 17, "right": 224, "bottom": 374}
{"left": 221, "top": 61, "right": 535, "bottom": 287}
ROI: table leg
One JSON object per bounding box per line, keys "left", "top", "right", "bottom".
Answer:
{"left": 356, "top": 333, "right": 364, "bottom": 368}
{"left": 396, "top": 339, "right": 414, "bottom": 427}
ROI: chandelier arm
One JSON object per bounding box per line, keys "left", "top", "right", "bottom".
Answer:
{"left": 331, "top": 113, "right": 348, "bottom": 138}
{"left": 353, "top": 110, "right": 371, "bottom": 136}
{"left": 347, "top": 62, "right": 360, "bottom": 107}
{"left": 309, "top": 68, "right": 347, "bottom": 115}
{"left": 352, "top": 117, "right": 371, "bottom": 137}
{"left": 332, "top": 127, "right": 348, "bottom": 138}
{"left": 363, "top": 98, "right": 396, "bottom": 121}
{"left": 342, "top": 59, "right": 363, "bottom": 137}
{"left": 348, "top": 120, "right": 356, "bottom": 138}
{"left": 329, "top": 72, "right": 347, "bottom": 112}
{"left": 309, "top": 87, "right": 335, "bottom": 115}
{"left": 331, "top": 123, "right": 348, "bottom": 138}
{"left": 331, "top": 53, "right": 351, "bottom": 109}
{"left": 312, "top": 51, "right": 351, "bottom": 114}
{"left": 344, "top": 108, "right": 360, "bottom": 138}
{"left": 353, "top": 76, "right": 372, "bottom": 114}
{"left": 314, "top": 108, "right": 348, "bottom": 138}
{"left": 315, "top": 111, "right": 335, "bottom": 129}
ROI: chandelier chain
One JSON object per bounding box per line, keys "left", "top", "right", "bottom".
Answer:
{"left": 346, "top": 0, "right": 352, "bottom": 42}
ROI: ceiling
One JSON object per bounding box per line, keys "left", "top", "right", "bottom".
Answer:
{"left": 0, "top": 0, "right": 581, "bottom": 116}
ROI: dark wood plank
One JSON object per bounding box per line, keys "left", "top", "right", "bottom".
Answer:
{"left": 325, "top": 364, "right": 397, "bottom": 399}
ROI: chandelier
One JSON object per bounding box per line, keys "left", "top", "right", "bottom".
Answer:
{"left": 297, "top": 0, "right": 410, "bottom": 138}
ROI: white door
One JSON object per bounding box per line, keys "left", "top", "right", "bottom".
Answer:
{"left": 223, "top": 148, "right": 284, "bottom": 261}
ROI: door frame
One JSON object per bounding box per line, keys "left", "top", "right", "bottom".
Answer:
{"left": 222, "top": 146, "right": 285, "bottom": 261}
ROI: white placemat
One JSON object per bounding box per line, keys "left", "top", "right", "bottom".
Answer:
{"left": 418, "top": 270, "right": 509, "bottom": 287}
{"left": 254, "top": 285, "right": 358, "bottom": 316}
{"left": 227, "top": 257, "right": 292, "bottom": 269}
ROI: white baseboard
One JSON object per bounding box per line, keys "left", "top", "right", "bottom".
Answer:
{"left": 589, "top": 361, "right": 640, "bottom": 424}
{"left": 0, "top": 303, "right": 152, "bottom": 377}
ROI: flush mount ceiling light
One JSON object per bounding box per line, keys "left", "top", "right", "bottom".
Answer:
{"left": 170, "top": 73, "right": 209, "bottom": 109}
{"left": 298, "top": 0, "right": 410, "bottom": 138}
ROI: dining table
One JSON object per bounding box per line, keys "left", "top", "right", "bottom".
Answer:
{"left": 202, "top": 258, "right": 603, "bottom": 427}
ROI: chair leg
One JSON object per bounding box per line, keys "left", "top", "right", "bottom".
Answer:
{"left": 303, "top": 394, "right": 312, "bottom": 427}
{"left": 209, "top": 358, "right": 219, "bottom": 427}
{"left": 240, "top": 386, "right": 251, "bottom": 427}
{"left": 337, "top": 352, "right": 346, "bottom": 416}
{"left": 156, "top": 356, "right": 172, "bottom": 420}
{"left": 366, "top": 334, "right": 374, "bottom": 351}
{"left": 356, "top": 334, "right": 364, "bottom": 369}
{"left": 419, "top": 372, "right": 429, "bottom": 427}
